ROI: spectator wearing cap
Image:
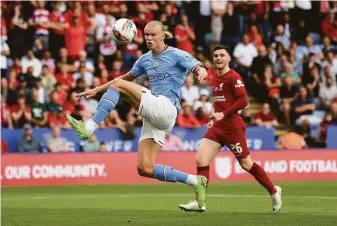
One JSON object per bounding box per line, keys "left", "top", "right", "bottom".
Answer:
{"left": 30, "top": 89, "right": 48, "bottom": 128}
{"left": 49, "top": 105, "right": 70, "bottom": 129}
{"left": 18, "top": 124, "right": 42, "bottom": 153}
{"left": 21, "top": 50, "right": 42, "bottom": 78}
{"left": 193, "top": 89, "right": 213, "bottom": 116}
{"left": 177, "top": 103, "right": 201, "bottom": 128}
{"left": 45, "top": 127, "right": 70, "bottom": 152}
{"left": 181, "top": 74, "right": 199, "bottom": 106}
{"left": 11, "top": 95, "right": 31, "bottom": 128}
{"left": 253, "top": 103, "right": 279, "bottom": 129}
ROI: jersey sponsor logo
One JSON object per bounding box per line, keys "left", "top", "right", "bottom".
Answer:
{"left": 235, "top": 79, "right": 244, "bottom": 88}
{"left": 149, "top": 73, "right": 171, "bottom": 84}
{"left": 219, "top": 83, "right": 224, "bottom": 91}
{"left": 213, "top": 95, "right": 226, "bottom": 102}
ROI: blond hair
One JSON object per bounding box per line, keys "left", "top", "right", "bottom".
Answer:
{"left": 146, "top": 20, "right": 174, "bottom": 40}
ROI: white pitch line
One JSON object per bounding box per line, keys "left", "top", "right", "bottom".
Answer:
{"left": 2, "top": 193, "right": 337, "bottom": 201}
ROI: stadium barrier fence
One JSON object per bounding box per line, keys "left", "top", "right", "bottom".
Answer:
{"left": 2, "top": 150, "right": 337, "bottom": 187}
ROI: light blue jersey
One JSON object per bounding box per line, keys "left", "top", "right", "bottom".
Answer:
{"left": 130, "top": 46, "right": 202, "bottom": 111}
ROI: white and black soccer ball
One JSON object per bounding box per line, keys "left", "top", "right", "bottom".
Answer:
{"left": 111, "top": 18, "right": 137, "bottom": 44}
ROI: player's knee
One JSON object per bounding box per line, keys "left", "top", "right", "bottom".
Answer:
{"left": 110, "top": 78, "right": 123, "bottom": 90}
{"left": 196, "top": 154, "right": 210, "bottom": 167}
{"left": 239, "top": 158, "right": 254, "bottom": 171}
{"left": 137, "top": 164, "right": 154, "bottom": 177}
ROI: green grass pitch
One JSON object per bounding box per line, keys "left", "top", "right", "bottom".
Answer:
{"left": 2, "top": 181, "right": 337, "bottom": 226}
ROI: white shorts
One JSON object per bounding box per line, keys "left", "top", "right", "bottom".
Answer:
{"left": 137, "top": 87, "right": 177, "bottom": 147}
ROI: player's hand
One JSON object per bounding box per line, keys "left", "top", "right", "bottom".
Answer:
{"left": 207, "top": 120, "right": 214, "bottom": 128}
{"left": 195, "top": 66, "right": 207, "bottom": 82}
{"left": 76, "top": 88, "right": 98, "bottom": 99}
{"left": 210, "top": 112, "right": 225, "bottom": 122}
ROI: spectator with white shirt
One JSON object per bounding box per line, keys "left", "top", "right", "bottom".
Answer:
{"left": 181, "top": 73, "right": 199, "bottom": 106}
{"left": 74, "top": 50, "right": 95, "bottom": 75}
{"left": 21, "top": 50, "right": 42, "bottom": 77}
{"left": 274, "top": 24, "right": 291, "bottom": 49}
{"left": 73, "top": 65, "right": 93, "bottom": 87}
{"left": 96, "top": 15, "right": 117, "bottom": 71}
{"left": 233, "top": 34, "right": 258, "bottom": 84}
{"left": 320, "top": 76, "right": 337, "bottom": 109}
{"left": 193, "top": 89, "right": 213, "bottom": 116}
{"left": 0, "top": 40, "right": 10, "bottom": 78}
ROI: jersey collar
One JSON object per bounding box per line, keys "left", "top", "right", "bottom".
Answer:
{"left": 152, "top": 45, "right": 168, "bottom": 56}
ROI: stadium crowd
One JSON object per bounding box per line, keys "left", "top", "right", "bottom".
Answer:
{"left": 1, "top": 0, "right": 337, "bottom": 151}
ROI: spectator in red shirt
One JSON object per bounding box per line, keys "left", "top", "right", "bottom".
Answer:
{"left": 109, "top": 60, "right": 125, "bottom": 79}
{"left": 174, "top": 14, "right": 195, "bottom": 54}
{"left": 64, "top": 16, "right": 86, "bottom": 60}
{"left": 63, "top": 90, "right": 85, "bottom": 115}
{"left": 49, "top": 1, "right": 68, "bottom": 58}
{"left": 122, "top": 27, "right": 144, "bottom": 70}
{"left": 55, "top": 64, "right": 74, "bottom": 92}
{"left": 177, "top": 104, "right": 201, "bottom": 128}
{"left": 48, "top": 106, "right": 70, "bottom": 129}
{"left": 253, "top": 103, "right": 279, "bottom": 129}
{"left": 11, "top": 95, "right": 31, "bottom": 128}
{"left": 1, "top": 140, "right": 9, "bottom": 153}
{"left": 9, "top": 58, "right": 22, "bottom": 76}
{"left": 321, "top": 10, "right": 337, "bottom": 44}
{"left": 1, "top": 94, "right": 13, "bottom": 128}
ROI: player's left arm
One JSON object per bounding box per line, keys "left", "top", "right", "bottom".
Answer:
{"left": 175, "top": 50, "right": 207, "bottom": 82}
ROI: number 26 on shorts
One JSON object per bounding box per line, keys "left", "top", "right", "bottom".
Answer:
{"left": 229, "top": 143, "right": 243, "bottom": 156}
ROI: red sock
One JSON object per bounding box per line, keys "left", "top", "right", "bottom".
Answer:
{"left": 249, "top": 163, "right": 277, "bottom": 195}
{"left": 197, "top": 166, "right": 210, "bottom": 186}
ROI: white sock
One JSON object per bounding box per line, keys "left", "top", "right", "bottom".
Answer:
{"left": 186, "top": 174, "right": 198, "bottom": 186}
{"left": 85, "top": 118, "right": 98, "bottom": 134}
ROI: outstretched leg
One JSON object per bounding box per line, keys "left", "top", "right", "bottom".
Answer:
{"left": 67, "top": 79, "right": 143, "bottom": 140}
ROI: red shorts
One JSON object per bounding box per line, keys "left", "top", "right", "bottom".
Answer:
{"left": 203, "top": 127, "right": 250, "bottom": 160}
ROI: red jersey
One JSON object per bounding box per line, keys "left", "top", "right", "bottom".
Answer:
{"left": 254, "top": 112, "right": 275, "bottom": 122}
{"left": 212, "top": 69, "right": 247, "bottom": 130}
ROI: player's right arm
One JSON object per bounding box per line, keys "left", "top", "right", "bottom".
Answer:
{"left": 77, "top": 55, "right": 146, "bottom": 98}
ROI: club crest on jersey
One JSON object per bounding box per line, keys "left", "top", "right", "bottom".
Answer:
{"left": 235, "top": 79, "right": 244, "bottom": 88}
{"left": 153, "top": 59, "right": 159, "bottom": 67}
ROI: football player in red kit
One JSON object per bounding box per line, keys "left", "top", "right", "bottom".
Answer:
{"left": 179, "top": 45, "right": 282, "bottom": 213}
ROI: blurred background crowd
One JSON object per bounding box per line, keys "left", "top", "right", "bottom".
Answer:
{"left": 1, "top": 0, "right": 337, "bottom": 152}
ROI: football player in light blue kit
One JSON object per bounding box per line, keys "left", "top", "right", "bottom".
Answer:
{"left": 66, "top": 21, "right": 208, "bottom": 208}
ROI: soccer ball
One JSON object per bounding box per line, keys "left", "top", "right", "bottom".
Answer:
{"left": 112, "top": 18, "right": 137, "bottom": 44}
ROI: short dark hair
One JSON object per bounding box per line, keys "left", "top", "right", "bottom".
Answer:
{"left": 213, "top": 45, "right": 230, "bottom": 54}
